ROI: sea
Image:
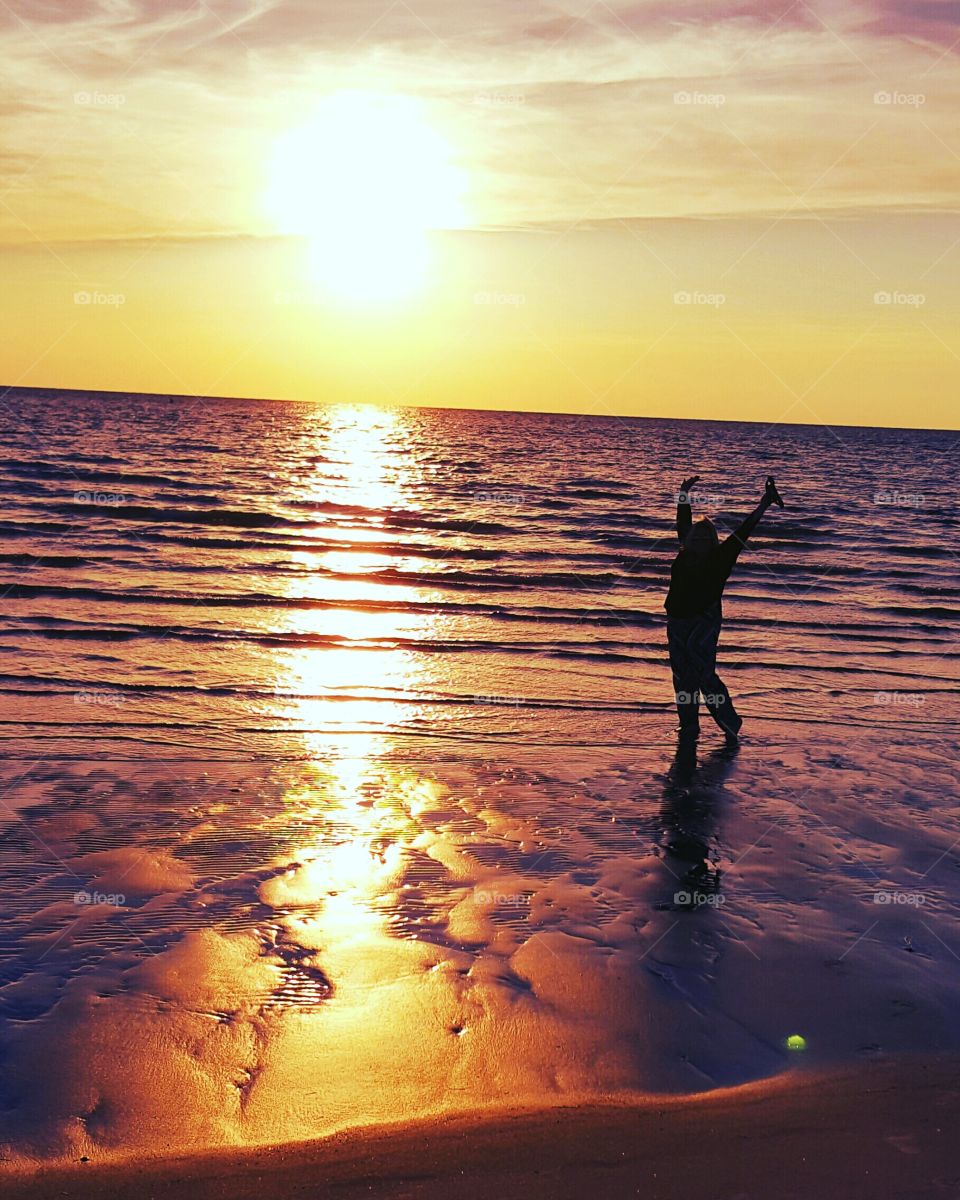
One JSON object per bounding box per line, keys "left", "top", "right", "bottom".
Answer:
{"left": 1, "top": 389, "right": 956, "bottom": 756}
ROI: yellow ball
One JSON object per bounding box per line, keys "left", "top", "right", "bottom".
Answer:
{"left": 786, "top": 1034, "right": 806, "bottom": 1051}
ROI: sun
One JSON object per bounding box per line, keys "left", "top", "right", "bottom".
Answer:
{"left": 266, "top": 90, "right": 465, "bottom": 304}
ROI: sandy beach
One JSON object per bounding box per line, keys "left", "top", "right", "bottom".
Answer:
{"left": 4, "top": 1059, "right": 958, "bottom": 1199}
{"left": 1, "top": 725, "right": 959, "bottom": 1192}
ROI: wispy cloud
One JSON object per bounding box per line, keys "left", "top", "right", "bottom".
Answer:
{"left": 1, "top": 0, "right": 958, "bottom": 241}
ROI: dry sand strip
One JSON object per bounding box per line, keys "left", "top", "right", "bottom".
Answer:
{"left": 3, "top": 1060, "right": 959, "bottom": 1200}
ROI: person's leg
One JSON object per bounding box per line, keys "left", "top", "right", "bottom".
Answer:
{"left": 701, "top": 670, "right": 742, "bottom": 737}
{"left": 667, "top": 618, "right": 700, "bottom": 734}
{"left": 691, "top": 603, "right": 742, "bottom": 738}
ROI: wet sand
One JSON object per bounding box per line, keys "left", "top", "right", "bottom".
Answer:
{"left": 1, "top": 725, "right": 959, "bottom": 1183}
{"left": 3, "top": 1059, "right": 958, "bottom": 1199}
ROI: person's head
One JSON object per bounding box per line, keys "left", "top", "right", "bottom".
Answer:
{"left": 682, "top": 518, "right": 719, "bottom": 561}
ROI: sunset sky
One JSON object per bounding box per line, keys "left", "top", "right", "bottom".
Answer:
{"left": 2, "top": 0, "right": 959, "bottom": 427}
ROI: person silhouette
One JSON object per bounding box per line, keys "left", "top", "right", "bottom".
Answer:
{"left": 665, "top": 475, "right": 784, "bottom": 742}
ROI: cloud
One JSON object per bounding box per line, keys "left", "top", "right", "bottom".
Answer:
{"left": 0, "top": 0, "right": 959, "bottom": 243}
{"left": 863, "top": 0, "right": 960, "bottom": 45}
{"left": 874, "top": 0, "right": 960, "bottom": 24}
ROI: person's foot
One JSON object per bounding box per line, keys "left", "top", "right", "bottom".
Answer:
{"left": 765, "top": 475, "right": 785, "bottom": 508}
{"left": 723, "top": 712, "right": 743, "bottom": 745}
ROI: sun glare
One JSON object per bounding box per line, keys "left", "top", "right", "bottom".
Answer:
{"left": 267, "top": 91, "right": 465, "bottom": 303}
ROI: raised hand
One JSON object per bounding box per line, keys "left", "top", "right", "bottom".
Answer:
{"left": 680, "top": 475, "right": 701, "bottom": 496}
{"left": 765, "top": 475, "right": 785, "bottom": 508}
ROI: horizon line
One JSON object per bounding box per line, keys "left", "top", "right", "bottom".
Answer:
{"left": 4, "top": 383, "right": 957, "bottom": 436}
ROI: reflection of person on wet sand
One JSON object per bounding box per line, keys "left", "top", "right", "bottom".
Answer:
{"left": 665, "top": 475, "right": 785, "bottom": 743}
{"left": 657, "top": 738, "right": 739, "bottom": 910}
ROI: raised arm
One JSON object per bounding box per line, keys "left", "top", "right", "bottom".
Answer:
{"left": 676, "top": 474, "right": 700, "bottom": 541}
{"left": 719, "top": 476, "right": 785, "bottom": 566}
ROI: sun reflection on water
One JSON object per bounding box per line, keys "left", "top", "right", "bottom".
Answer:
{"left": 269, "top": 403, "right": 437, "bottom": 950}
{"left": 281, "top": 402, "right": 427, "bottom": 751}
{"left": 307, "top": 403, "right": 413, "bottom": 512}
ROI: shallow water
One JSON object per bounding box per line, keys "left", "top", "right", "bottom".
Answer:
{"left": 1, "top": 391, "right": 957, "bottom": 753}
{"left": 0, "top": 392, "right": 958, "bottom": 1163}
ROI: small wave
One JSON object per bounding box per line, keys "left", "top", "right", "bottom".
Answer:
{"left": 0, "top": 553, "right": 92, "bottom": 567}
{"left": 562, "top": 476, "right": 634, "bottom": 490}
{"left": 0, "top": 460, "right": 209, "bottom": 489}
{"left": 65, "top": 502, "right": 308, "bottom": 530}
{"left": 0, "top": 521, "right": 73, "bottom": 537}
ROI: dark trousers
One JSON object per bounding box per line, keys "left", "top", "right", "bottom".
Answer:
{"left": 666, "top": 602, "right": 741, "bottom": 735}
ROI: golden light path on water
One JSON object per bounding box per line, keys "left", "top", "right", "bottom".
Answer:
{"left": 270, "top": 403, "right": 441, "bottom": 967}
{"left": 226, "top": 404, "right": 508, "bottom": 1135}
{"left": 283, "top": 402, "right": 425, "bottom": 746}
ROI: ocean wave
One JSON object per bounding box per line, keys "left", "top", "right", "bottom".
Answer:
{"left": 1, "top": 396, "right": 956, "bottom": 751}
{"left": 0, "top": 459, "right": 210, "bottom": 489}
